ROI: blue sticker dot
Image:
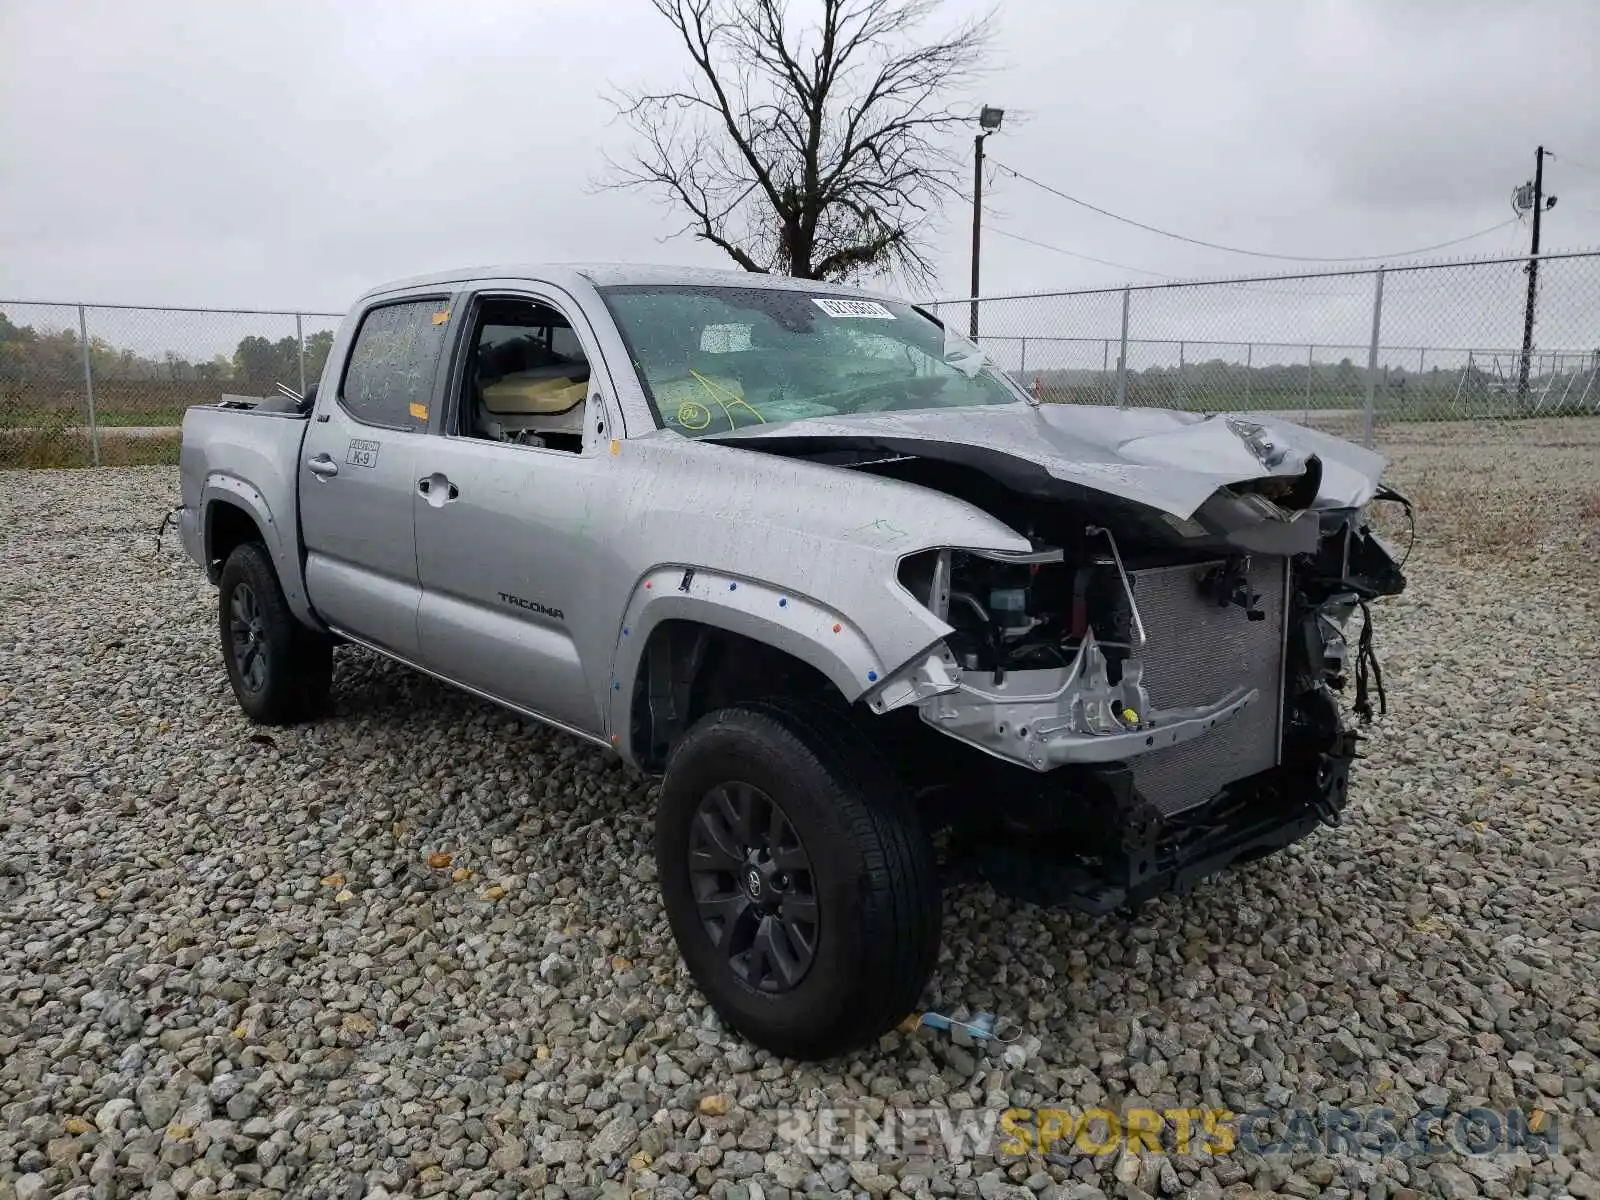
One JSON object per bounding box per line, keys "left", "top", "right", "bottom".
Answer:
{"left": 729, "top": 582, "right": 738, "bottom": 591}
{"left": 612, "top": 679, "right": 621, "bottom": 690}
{"left": 867, "top": 670, "right": 878, "bottom": 682}
{"left": 622, "top": 626, "right": 630, "bottom": 636}
{"left": 779, "top": 597, "right": 788, "bottom": 607}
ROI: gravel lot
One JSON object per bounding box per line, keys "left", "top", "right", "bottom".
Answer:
{"left": 2, "top": 420, "right": 1597, "bottom": 1200}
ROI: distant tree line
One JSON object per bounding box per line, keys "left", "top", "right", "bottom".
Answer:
{"left": 0, "top": 312, "right": 334, "bottom": 393}
{"left": 1019, "top": 355, "right": 1466, "bottom": 398}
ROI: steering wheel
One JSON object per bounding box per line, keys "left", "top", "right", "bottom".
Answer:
{"left": 807, "top": 374, "right": 946, "bottom": 415}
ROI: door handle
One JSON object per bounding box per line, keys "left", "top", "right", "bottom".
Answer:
{"left": 418, "top": 473, "right": 459, "bottom": 507}
{"left": 307, "top": 454, "right": 339, "bottom": 479}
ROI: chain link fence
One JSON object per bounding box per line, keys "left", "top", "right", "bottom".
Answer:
{"left": 928, "top": 250, "right": 1600, "bottom": 449}
{"left": 0, "top": 302, "right": 342, "bottom": 468}
{"left": 4, "top": 251, "right": 1598, "bottom": 469}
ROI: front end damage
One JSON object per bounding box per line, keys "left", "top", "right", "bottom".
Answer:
{"left": 713, "top": 403, "right": 1409, "bottom": 913}
{"left": 869, "top": 475, "right": 1409, "bottom": 914}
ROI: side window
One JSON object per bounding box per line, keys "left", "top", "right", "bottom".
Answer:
{"left": 340, "top": 299, "right": 452, "bottom": 429}
{"left": 462, "top": 298, "right": 592, "bottom": 454}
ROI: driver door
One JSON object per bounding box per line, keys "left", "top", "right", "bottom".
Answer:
{"left": 412, "top": 289, "right": 616, "bottom": 736}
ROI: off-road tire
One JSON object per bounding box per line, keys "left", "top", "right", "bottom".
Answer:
{"left": 656, "top": 699, "right": 941, "bottom": 1060}
{"left": 218, "top": 542, "right": 332, "bottom": 725}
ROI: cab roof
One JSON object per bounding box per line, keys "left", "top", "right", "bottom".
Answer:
{"left": 358, "top": 263, "right": 902, "bottom": 304}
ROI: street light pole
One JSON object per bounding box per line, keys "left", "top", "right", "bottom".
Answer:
{"left": 969, "top": 133, "right": 985, "bottom": 340}
{"left": 969, "top": 105, "right": 1004, "bottom": 341}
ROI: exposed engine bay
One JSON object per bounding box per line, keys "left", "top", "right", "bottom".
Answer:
{"left": 893, "top": 491, "right": 1406, "bottom": 707}
{"left": 732, "top": 433, "right": 1411, "bottom": 913}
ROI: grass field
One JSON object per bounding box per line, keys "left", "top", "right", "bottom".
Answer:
{"left": 0, "top": 428, "right": 181, "bottom": 468}
{"left": 87, "top": 406, "right": 190, "bottom": 427}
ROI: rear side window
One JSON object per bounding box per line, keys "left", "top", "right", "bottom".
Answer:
{"left": 340, "top": 299, "right": 452, "bottom": 428}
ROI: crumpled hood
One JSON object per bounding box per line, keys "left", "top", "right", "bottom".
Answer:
{"left": 706, "top": 402, "right": 1388, "bottom": 519}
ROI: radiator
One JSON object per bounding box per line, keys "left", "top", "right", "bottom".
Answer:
{"left": 1127, "top": 557, "right": 1289, "bottom": 814}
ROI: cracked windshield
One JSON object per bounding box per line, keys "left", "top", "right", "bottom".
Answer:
{"left": 599, "top": 285, "right": 1022, "bottom": 436}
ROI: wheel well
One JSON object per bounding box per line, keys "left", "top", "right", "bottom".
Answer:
{"left": 207, "top": 500, "right": 264, "bottom": 580}
{"left": 630, "top": 620, "right": 843, "bottom": 771}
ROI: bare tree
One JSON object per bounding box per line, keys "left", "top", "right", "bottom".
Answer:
{"left": 607, "top": 0, "right": 992, "bottom": 284}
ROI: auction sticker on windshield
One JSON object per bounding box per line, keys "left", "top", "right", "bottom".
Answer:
{"left": 812, "top": 298, "right": 896, "bottom": 319}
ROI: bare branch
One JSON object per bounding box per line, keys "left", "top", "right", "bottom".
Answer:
{"left": 604, "top": 0, "right": 992, "bottom": 280}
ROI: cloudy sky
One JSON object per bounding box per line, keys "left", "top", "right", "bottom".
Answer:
{"left": 3, "top": 0, "right": 1598, "bottom": 313}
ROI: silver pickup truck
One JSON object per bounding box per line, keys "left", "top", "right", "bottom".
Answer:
{"left": 179, "top": 264, "right": 1407, "bottom": 1059}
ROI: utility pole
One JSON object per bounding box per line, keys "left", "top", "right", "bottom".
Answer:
{"left": 969, "top": 106, "right": 1004, "bottom": 341}
{"left": 1517, "top": 146, "right": 1556, "bottom": 405}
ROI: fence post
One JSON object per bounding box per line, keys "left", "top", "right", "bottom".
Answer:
{"left": 1019, "top": 336, "right": 1027, "bottom": 380}
{"left": 1304, "top": 344, "right": 1313, "bottom": 424}
{"left": 1363, "top": 267, "right": 1386, "bottom": 449}
{"left": 1178, "top": 340, "right": 1186, "bottom": 408}
{"left": 1115, "top": 287, "right": 1130, "bottom": 408}
{"left": 1418, "top": 347, "right": 1425, "bottom": 374}
{"left": 77, "top": 304, "right": 100, "bottom": 468}
{"left": 296, "top": 313, "right": 307, "bottom": 396}
{"left": 1245, "top": 342, "right": 1253, "bottom": 407}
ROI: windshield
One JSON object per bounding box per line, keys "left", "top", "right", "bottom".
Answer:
{"left": 598, "top": 284, "right": 1023, "bottom": 436}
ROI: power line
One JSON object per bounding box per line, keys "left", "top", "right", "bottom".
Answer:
{"left": 985, "top": 226, "right": 1174, "bottom": 278}
{"left": 966, "top": 190, "right": 1176, "bottom": 277}
{"left": 1551, "top": 152, "right": 1600, "bottom": 175}
{"left": 988, "top": 158, "right": 1520, "bottom": 263}
{"left": 981, "top": 222, "right": 1370, "bottom": 296}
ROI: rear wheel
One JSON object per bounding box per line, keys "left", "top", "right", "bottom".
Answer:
{"left": 218, "top": 542, "right": 331, "bottom": 724}
{"left": 656, "top": 701, "right": 940, "bottom": 1059}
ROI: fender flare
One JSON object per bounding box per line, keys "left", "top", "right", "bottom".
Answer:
{"left": 603, "top": 565, "right": 892, "bottom": 762}
{"left": 201, "top": 473, "right": 319, "bottom": 628}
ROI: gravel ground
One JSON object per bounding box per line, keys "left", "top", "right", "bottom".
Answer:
{"left": 2, "top": 421, "right": 1598, "bottom": 1200}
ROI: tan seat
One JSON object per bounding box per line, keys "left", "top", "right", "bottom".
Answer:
{"left": 482, "top": 368, "right": 588, "bottom": 415}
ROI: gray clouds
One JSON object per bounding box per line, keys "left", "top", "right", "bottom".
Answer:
{"left": 2, "top": 0, "right": 1597, "bottom": 308}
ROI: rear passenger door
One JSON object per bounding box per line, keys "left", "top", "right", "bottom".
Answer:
{"left": 300, "top": 295, "right": 454, "bottom": 660}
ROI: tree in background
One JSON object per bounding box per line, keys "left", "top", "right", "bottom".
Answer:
{"left": 233, "top": 336, "right": 292, "bottom": 389}
{"left": 608, "top": 0, "right": 992, "bottom": 283}
{"left": 304, "top": 330, "right": 335, "bottom": 387}
{"left": 231, "top": 331, "right": 334, "bottom": 391}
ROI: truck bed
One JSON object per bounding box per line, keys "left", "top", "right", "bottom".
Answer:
{"left": 178, "top": 402, "right": 314, "bottom": 620}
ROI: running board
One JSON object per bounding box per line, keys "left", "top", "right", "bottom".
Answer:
{"left": 325, "top": 625, "right": 615, "bottom": 752}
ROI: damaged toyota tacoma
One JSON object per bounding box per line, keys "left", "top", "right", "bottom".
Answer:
{"left": 177, "top": 266, "right": 1407, "bottom": 1059}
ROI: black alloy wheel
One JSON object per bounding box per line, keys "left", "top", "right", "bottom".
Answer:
{"left": 655, "top": 700, "right": 942, "bottom": 1060}
{"left": 229, "top": 581, "right": 268, "bottom": 694}
{"left": 217, "top": 541, "right": 333, "bottom": 725}
{"left": 688, "top": 781, "right": 818, "bottom": 993}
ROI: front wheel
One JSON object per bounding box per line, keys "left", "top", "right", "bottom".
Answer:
{"left": 218, "top": 542, "right": 331, "bottom": 724}
{"left": 656, "top": 701, "right": 941, "bottom": 1060}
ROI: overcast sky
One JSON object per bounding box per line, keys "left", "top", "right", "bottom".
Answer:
{"left": 3, "top": 0, "right": 1598, "bottom": 313}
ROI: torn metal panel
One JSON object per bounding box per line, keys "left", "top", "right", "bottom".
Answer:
{"left": 908, "top": 629, "right": 1259, "bottom": 771}
{"left": 708, "top": 402, "right": 1387, "bottom": 520}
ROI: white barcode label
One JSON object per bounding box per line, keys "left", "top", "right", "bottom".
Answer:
{"left": 812, "top": 297, "right": 896, "bottom": 319}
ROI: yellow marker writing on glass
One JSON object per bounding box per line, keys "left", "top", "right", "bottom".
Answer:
{"left": 676, "top": 401, "right": 712, "bottom": 430}
{"left": 688, "top": 369, "right": 766, "bottom": 427}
